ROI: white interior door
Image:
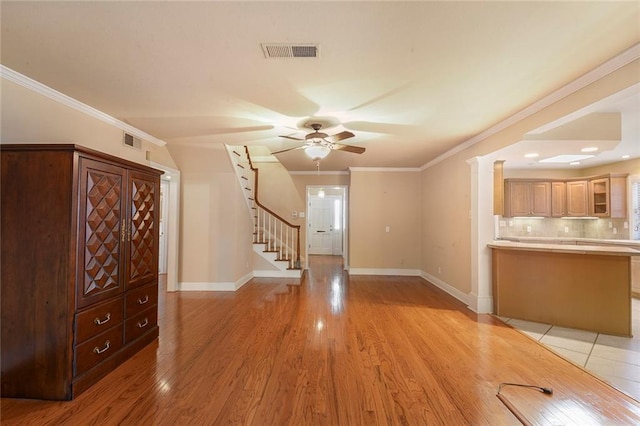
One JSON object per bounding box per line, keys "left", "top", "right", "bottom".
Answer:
{"left": 308, "top": 195, "right": 343, "bottom": 255}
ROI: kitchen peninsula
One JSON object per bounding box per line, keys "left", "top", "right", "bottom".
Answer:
{"left": 488, "top": 240, "right": 640, "bottom": 337}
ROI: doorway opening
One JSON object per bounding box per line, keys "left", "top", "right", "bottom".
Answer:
{"left": 151, "top": 162, "right": 180, "bottom": 292}
{"left": 631, "top": 176, "right": 640, "bottom": 240}
{"left": 306, "top": 185, "right": 348, "bottom": 270}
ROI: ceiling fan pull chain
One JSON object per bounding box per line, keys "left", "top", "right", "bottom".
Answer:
{"left": 316, "top": 159, "right": 320, "bottom": 176}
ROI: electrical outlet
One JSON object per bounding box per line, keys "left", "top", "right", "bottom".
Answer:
{"left": 438, "top": 266, "right": 442, "bottom": 274}
{"left": 564, "top": 226, "right": 569, "bottom": 233}
{"left": 385, "top": 226, "right": 390, "bottom": 233}
{"left": 608, "top": 222, "right": 613, "bottom": 229}
{"left": 526, "top": 226, "right": 531, "bottom": 233}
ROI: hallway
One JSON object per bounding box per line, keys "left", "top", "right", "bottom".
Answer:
{"left": 2, "top": 256, "right": 639, "bottom": 424}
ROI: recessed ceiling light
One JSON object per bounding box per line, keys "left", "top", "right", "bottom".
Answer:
{"left": 580, "top": 147, "right": 598, "bottom": 153}
{"left": 539, "top": 154, "right": 594, "bottom": 163}
{"left": 569, "top": 162, "right": 581, "bottom": 165}
{"left": 622, "top": 155, "right": 630, "bottom": 159}
{"left": 524, "top": 153, "right": 539, "bottom": 158}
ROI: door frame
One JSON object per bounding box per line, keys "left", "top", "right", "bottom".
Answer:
{"left": 151, "top": 162, "right": 180, "bottom": 292}
{"left": 305, "top": 185, "right": 349, "bottom": 270}
{"left": 158, "top": 179, "right": 170, "bottom": 274}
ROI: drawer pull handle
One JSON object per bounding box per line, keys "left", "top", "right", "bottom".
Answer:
{"left": 137, "top": 295, "right": 149, "bottom": 305}
{"left": 137, "top": 318, "right": 149, "bottom": 328}
{"left": 94, "top": 313, "right": 111, "bottom": 325}
{"left": 93, "top": 340, "right": 111, "bottom": 354}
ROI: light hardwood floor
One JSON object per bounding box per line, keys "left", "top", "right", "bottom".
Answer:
{"left": 2, "top": 256, "right": 640, "bottom": 425}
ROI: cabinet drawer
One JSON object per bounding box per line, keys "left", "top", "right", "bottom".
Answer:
{"left": 75, "top": 298, "right": 124, "bottom": 344}
{"left": 124, "top": 307, "right": 157, "bottom": 344}
{"left": 125, "top": 283, "right": 158, "bottom": 317}
{"left": 74, "top": 326, "right": 123, "bottom": 377}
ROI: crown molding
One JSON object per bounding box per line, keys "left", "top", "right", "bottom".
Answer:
{"left": 349, "top": 167, "right": 421, "bottom": 173}
{"left": 421, "top": 43, "right": 640, "bottom": 171}
{"left": 289, "top": 170, "right": 349, "bottom": 175}
{"left": 0, "top": 65, "right": 166, "bottom": 147}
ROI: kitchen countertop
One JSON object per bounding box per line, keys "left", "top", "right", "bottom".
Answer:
{"left": 488, "top": 240, "right": 640, "bottom": 256}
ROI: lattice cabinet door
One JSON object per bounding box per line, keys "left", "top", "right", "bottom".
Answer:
{"left": 125, "top": 170, "right": 159, "bottom": 290}
{"left": 76, "top": 158, "right": 127, "bottom": 309}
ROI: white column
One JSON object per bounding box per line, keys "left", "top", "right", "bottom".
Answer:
{"left": 466, "top": 156, "right": 495, "bottom": 313}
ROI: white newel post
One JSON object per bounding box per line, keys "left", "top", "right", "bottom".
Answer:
{"left": 467, "top": 156, "right": 494, "bottom": 313}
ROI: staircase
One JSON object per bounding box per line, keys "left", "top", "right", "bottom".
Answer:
{"left": 227, "top": 145, "right": 303, "bottom": 279}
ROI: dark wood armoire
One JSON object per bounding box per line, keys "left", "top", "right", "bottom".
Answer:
{"left": 1, "top": 144, "right": 162, "bottom": 400}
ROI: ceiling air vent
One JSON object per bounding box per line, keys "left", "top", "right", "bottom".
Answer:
{"left": 123, "top": 132, "right": 142, "bottom": 150}
{"left": 261, "top": 43, "right": 319, "bottom": 58}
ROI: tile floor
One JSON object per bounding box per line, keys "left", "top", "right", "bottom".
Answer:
{"left": 498, "top": 298, "right": 640, "bottom": 402}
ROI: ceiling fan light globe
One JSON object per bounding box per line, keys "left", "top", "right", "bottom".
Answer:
{"left": 305, "top": 145, "right": 331, "bottom": 160}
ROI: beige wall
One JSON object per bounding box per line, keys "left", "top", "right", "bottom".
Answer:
{"left": 504, "top": 169, "right": 583, "bottom": 179}
{"left": 0, "top": 79, "right": 177, "bottom": 169}
{"left": 291, "top": 173, "right": 350, "bottom": 194}
{"left": 421, "top": 160, "right": 472, "bottom": 292}
{"left": 582, "top": 158, "right": 640, "bottom": 177}
{"left": 254, "top": 162, "right": 306, "bottom": 223}
{"left": 349, "top": 170, "right": 422, "bottom": 270}
{"left": 168, "top": 143, "right": 254, "bottom": 283}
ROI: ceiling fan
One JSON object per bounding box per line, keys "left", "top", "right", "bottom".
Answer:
{"left": 271, "top": 123, "right": 365, "bottom": 159}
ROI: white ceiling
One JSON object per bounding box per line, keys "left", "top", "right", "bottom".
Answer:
{"left": 496, "top": 85, "right": 640, "bottom": 170}
{"left": 1, "top": 1, "right": 639, "bottom": 171}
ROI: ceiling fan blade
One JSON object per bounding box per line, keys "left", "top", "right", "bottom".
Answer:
{"left": 331, "top": 143, "right": 365, "bottom": 154}
{"left": 279, "top": 135, "right": 305, "bottom": 141}
{"left": 271, "top": 145, "right": 307, "bottom": 155}
{"left": 327, "top": 131, "right": 355, "bottom": 142}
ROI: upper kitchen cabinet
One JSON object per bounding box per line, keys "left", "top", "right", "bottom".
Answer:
{"left": 566, "top": 180, "right": 589, "bottom": 217}
{"left": 551, "top": 180, "right": 589, "bottom": 218}
{"left": 504, "top": 180, "right": 551, "bottom": 217}
{"left": 551, "top": 181, "right": 566, "bottom": 217}
{"left": 590, "top": 174, "right": 627, "bottom": 218}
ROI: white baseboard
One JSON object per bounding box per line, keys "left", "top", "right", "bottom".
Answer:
{"left": 467, "top": 292, "right": 494, "bottom": 314}
{"left": 348, "top": 268, "right": 421, "bottom": 276}
{"left": 179, "top": 272, "right": 254, "bottom": 292}
{"left": 253, "top": 269, "right": 303, "bottom": 279}
{"left": 420, "top": 271, "right": 470, "bottom": 306}
{"left": 179, "top": 282, "right": 236, "bottom": 291}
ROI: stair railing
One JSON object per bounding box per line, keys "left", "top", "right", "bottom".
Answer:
{"left": 231, "top": 146, "right": 301, "bottom": 269}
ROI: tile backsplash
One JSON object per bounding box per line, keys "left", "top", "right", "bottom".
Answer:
{"left": 498, "top": 217, "right": 631, "bottom": 240}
